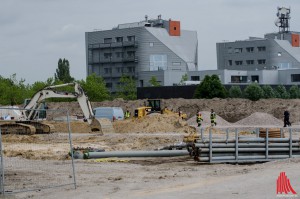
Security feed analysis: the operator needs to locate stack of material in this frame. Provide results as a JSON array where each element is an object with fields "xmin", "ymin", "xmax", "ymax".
[
  {"xmin": 259, "ymin": 128, "xmax": 283, "ymax": 138},
  {"xmin": 190, "ymin": 129, "xmax": 300, "ymax": 163}
]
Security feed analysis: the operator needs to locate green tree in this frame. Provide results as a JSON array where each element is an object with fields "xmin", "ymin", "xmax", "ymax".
[
  {"xmin": 262, "ymin": 85, "xmax": 275, "ymax": 99},
  {"xmin": 274, "ymin": 85, "xmax": 290, "ymax": 99},
  {"xmin": 116, "ymin": 75, "xmax": 137, "ymax": 100},
  {"xmin": 244, "ymin": 83, "xmax": 264, "ymax": 101},
  {"xmin": 179, "ymin": 73, "xmax": 188, "ymax": 85},
  {"xmin": 0, "ymin": 74, "xmax": 31, "ymax": 105},
  {"xmin": 229, "ymin": 86, "xmax": 242, "ymax": 98},
  {"xmin": 194, "ymin": 75, "xmax": 226, "ymax": 98},
  {"xmin": 78, "ymin": 73, "xmax": 110, "ymax": 101},
  {"xmin": 149, "ymin": 76, "xmax": 160, "ymax": 87},
  {"xmin": 54, "ymin": 58, "xmax": 74, "ymax": 83},
  {"xmin": 289, "ymin": 85, "xmax": 300, "ymax": 99}
]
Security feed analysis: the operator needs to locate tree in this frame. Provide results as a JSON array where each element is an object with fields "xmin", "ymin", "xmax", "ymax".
[
  {"xmin": 244, "ymin": 83, "xmax": 264, "ymax": 101},
  {"xmin": 289, "ymin": 85, "xmax": 300, "ymax": 99},
  {"xmin": 194, "ymin": 75, "xmax": 226, "ymax": 98},
  {"xmin": 78, "ymin": 74, "xmax": 110, "ymax": 101},
  {"xmin": 274, "ymin": 85, "xmax": 289, "ymax": 99},
  {"xmin": 54, "ymin": 58, "xmax": 74, "ymax": 83},
  {"xmin": 179, "ymin": 73, "xmax": 188, "ymax": 85},
  {"xmin": 262, "ymin": 85, "xmax": 275, "ymax": 99},
  {"xmin": 229, "ymin": 86, "xmax": 242, "ymax": 98},
  {"xmin": 149, "ymin": 76, "xmax": 160, "ymax": 87},
  {"xmin": 0, "ymin": 74, "xmax": 31, "ymax": 105},
  {"xmin": 116, "ymin": 75, "xmax": 137, "ymax": 100}
]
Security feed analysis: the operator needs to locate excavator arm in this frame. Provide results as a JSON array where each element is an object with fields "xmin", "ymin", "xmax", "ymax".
[{"xmin": 22, "ymin": 82, "xmax": 102, "ymax": 132}]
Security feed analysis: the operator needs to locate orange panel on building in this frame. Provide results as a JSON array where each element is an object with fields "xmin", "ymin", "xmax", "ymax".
[
  {"xmin": 291, "ymin": 34, "xmax": 300, "ymax": 47},
  {"xmin": 169, "ymin": 20, "xmax": 180, "ymax": 36}
]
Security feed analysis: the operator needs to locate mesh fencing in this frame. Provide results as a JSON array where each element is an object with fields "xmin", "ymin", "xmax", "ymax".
[{"xmin": 0, "ymin": 107, "xmax": 76, "ymax": 194}]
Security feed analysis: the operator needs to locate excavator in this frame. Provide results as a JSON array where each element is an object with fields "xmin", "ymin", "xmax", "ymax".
[
  {"xmin": 134, "ymin": 99, "xmax": 187, "ymax": 119},
  {"xmin": 0, "ymin": 82, "xmax": 104, "ymax": 135}
]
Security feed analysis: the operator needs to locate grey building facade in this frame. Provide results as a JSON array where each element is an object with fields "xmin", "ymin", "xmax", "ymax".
[
  {"xmin": 217, "ymin": 31, "xmax": 300, "ymax": 71},
  {"xmin": 85, "ymin": 16, "xmax": 198, "ymax": 92}
]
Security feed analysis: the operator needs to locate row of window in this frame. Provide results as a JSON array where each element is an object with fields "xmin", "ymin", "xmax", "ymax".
[
  {"xmin": 103, "ymin": 51, "xmax": 135, "ymax": 59},
  {"xmin": 231, "ymin": 75, "xmax": 259, "ymax": 83},
  {"xmin": 104, "ymin": 36, "xmax": 135, "ymax": 44},
  {"xmin": 228, "ymin": 46, "xmax": 266, "ymax": 54},
  {"xmin": 104, "ymin": 67, "xmax": 135, "ymax": 74},
  {"xmin": 228, "ymin": 59, "xmax": 266, "ymax": 66}
]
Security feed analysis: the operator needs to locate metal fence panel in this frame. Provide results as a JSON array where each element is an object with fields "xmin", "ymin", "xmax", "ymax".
[{"xmin": 0, "ymin": 107, "xmax": 76, "ymax": 194}]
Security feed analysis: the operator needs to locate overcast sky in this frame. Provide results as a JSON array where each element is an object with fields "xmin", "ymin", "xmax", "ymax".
[{"xmin": 1, "ymin": 0, "xmax": 300, "ymax": 84}]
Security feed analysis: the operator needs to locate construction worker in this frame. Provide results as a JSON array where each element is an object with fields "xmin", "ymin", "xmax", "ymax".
[
  {"xmin": 124, "ymin": 110, "xmax": 131, "ymax": 119},
  {"xmin": 210, "ymin": 109, "xmax": 217, "ymax": 126},
  {"xmin": 284, "ymin": 110, "xmax": 291, "ymax": 127},
  {"xmin": 196, "ymin": 112, "xmax": 203, "ymax": 127}
]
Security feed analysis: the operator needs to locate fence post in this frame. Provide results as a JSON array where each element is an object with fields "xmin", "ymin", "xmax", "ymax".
[
  {"xmin": 67, "ymin": 110, "xmax": 77, "ymax": 189},
  {"xmin": 0, "ymin": 127, "xmax": 5, "ymax": 194},
  {"xmin": 209, "ymin": 128, "xmax": 212, "ymax": 163},
  {"xmin": 235, "ymin": 129, "xmax": 238, "ymax": 162},
  {"xmin": 266, "ymin": 128, "xmax": 269, "ymax": 160},
  {"xmin": 289, "ymin": 128, "xmax": 292, "ymax": 158}
]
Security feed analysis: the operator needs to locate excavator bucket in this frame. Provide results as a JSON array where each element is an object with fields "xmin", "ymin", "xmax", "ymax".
[{"xmin": 90, "ymin": 118, "xmax": 115, "ymax": 135}]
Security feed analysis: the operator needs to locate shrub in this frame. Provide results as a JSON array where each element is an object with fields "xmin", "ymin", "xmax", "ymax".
[{"xmin": 244, "ymin": 83, "xmax": 264, "ymax": 101}]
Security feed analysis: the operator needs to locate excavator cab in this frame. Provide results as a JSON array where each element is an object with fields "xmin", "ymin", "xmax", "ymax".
[{"xmin": 147, "ymin": 99, "xmax": 161, "ymax": 112}]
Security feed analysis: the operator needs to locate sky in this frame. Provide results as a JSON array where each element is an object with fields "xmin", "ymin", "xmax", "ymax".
[{"xmin": 1, "ymin": 0, "xmax": 300, "ymax": 84}]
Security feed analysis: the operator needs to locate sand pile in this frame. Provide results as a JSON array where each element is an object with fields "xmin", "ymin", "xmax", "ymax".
[
  {"xmin": 187, "ymin": 111, "xmax": 232, "ymax": 127},
  {"xmin": 235, "ymin": 112, "xmax": 283, "ymax": 126},
  {"xmin": 113, "ymin": 114, "xmax": 195, "ymax": 133}
]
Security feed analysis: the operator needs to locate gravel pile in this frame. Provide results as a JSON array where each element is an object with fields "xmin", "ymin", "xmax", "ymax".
[
  {"xmin": 187, "ymin": 111, "xmax": 232, "ymax": 127},
  {"xmin": 235, "ymin": 112, "xmax": 283, "ymax": 126}
]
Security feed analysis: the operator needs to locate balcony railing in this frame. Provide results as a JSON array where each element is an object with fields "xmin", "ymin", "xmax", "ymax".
[{"xmin": 88, "ymin": 41, "xmax": 138, "ymax": 49}]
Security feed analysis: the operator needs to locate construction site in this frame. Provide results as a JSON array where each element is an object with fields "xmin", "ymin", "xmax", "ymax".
[{"xmin": 0, "ymin": 97, "xmax": 299, "ymax": 199}]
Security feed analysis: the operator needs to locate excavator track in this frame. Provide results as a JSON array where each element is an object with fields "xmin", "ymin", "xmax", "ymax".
[
  {"xmin": 0, "ymin": 121, "xmax": 36, "ymax": 135},
  {"xmin": 16, "ymin": 121, "xmax": 55, "ymax": 134}
]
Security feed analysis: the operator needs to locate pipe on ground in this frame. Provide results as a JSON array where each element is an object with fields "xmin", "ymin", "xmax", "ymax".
[{"xmin": 84, "ymin": 150, "xmax": 189, "ymax": 159}]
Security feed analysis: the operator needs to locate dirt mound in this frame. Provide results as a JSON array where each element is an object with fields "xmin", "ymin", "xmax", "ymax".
[
  {"xmin": 113, "ymin": 114, "xmax": 195, "ymax": 134},
  {"xmin": 235, "ymin": 112, "xmax": 283, "ymax": 126},
  {"xmin": 187, "ymin": 111, "xmax": 232, "ymax": 127}
]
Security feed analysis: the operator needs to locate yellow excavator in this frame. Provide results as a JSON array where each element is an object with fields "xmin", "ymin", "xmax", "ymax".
[
  {"xmin": 0, "ymin": 82, "xmax": 104, "ymax": 135},
  {"xmin": 134, "ymin": 99, "xmax": 187, "ymax": 119}
]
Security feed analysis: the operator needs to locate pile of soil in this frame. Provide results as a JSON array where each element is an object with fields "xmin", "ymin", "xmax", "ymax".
[
  {"xmin": 234, "ymin": 112, "xmax": 284, "ymax": 126},
  {"xmin": 113, "ymin": 114, "xmax": 195, "ymax": 134}
]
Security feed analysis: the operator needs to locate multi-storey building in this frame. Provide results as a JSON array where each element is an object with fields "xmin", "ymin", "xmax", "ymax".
[{"xmin": 85, "ymin": 15, "xmax": 198, "ymax": 92}]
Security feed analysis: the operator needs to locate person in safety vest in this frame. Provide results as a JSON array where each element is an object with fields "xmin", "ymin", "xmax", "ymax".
[
  {"xmin": 196, "ymin": 112, "xmax": 203, "ymax": 127},
  {"xmin": 210, "ymin": 109, "xmax": 217, "ymax": 126},
  {"xmin": 124, "ymin": 110, "xmax": 131, "ymax": 119}
]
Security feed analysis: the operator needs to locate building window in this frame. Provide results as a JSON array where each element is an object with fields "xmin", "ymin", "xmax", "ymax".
[
  {"xmin": 291, "ymin": 74, "xmax": 300, "ymax": 82},
  {"xmin": 235, "ymin": 61, "xmax": 243, "ymax": 65},
  {"xmin": 104, "ymin": 53, "xmax": 112, "ymax": 59},
  {"xmin": 227, "ymin": 47, "xmax": 233, "ymax": 54},
  {"xmin": 258, "ymin": 59, "xmax": 266, "ymax": 64},
  {"xmin": 116, "ymin": 52, "xmax": 123, "ymax": 58},
  {"xmin": 104, "ymin": 38, "xmax": 112, "ymax": 43},
  {"xmin": 149, "ymin": 42, "xmax": 154, "ymax": 47},
  {"xmin": 127, "ymin": 36, "xmax": 135, "ymax": 42},
  {"xmin": 127, "ymin": 67, "xmax": 135, "ymax": 73},
  {"xmin": 246, "ymin": 60, "xmax": 254, "ymax": 65},
  {"xmin": 104, "ymin": 68, "xmax": 112, "ymax": 74},
  {"xmin": 116, "ymin": 37, "xmax": 123, "ymax": 42},
  {"xmin": 234, "ymin": 48, "xmax": 243, "ymax": 53},
  {"xmin": 116, "ymin": 67, "xmax": 124, "ymax": 73},
  {"xmin": 127, "ymin": 51, "xmax": 135, "ymax": 57},
  {"xmin": 231, "ymin": 76, "xmax": 247, "ymax": 83},
  {"xmin": 191, "ymin": 76, "xmax": 200, "ymax": 81},
  {"xmin": 228, "ymin": 60, "xmax": 232, "ymax": 66},
  {"xmin": 258, "ymin": 46, "xmax": 266, "ymax": 51},
  {"xmin": 246, "ymin": 47, "xmax": 254, "ymax": 53},
  {"xmin": 150, "ymin": 54, "xmax": 167, "ymax": 71},
  {"xmin": 251, "ymin": 76, "xmax": 259, "ymax": 83},
  {"xmin": 106, "ymin": 83, "xmax": 112, "ymax": 88},
  {"xmin": 172, "ymin": 62, "xmax": 181, "ymax": 66}
]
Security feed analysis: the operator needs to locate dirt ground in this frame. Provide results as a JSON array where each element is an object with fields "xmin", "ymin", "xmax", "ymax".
[{"xmin": 1, "ymin": 98, "xmax": 300, "ymax": 199}]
